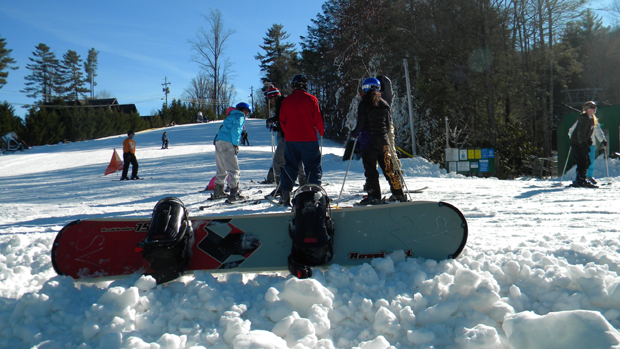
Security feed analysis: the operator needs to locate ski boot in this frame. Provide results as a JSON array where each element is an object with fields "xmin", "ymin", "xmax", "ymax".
[
  {"xmin": 583, "ymin": 178, "xmax": 598, "ymax": 188},
  {"xmin": 358, "ymin": 187, "xmax": 381, "ymax": 205},
  {"xmin": 227, "ymin": 187, "xmax": 245, "ymax": 202},
  {"xmin": 573, "ymin": 174, "xmax": 598, "ymax": 188},
  {"xmin": 279, "ymin": 191, "xmax": 291, "ymax": 207},
  {"xmin": 388, "ymin": 194, "xmax": 409, "ymax": 203},
  {"xmin": 211, "ymin": 184, "xmax": 228, "ymax": 200},
  {"xmin": 358, "ymin": 195, "xmax": 381, "ymax": 205}
]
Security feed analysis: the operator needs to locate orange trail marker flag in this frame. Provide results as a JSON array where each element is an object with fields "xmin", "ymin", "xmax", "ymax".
[{"xmin": 104, "ymin": 149, "xmax": 124, "ymax": 175}]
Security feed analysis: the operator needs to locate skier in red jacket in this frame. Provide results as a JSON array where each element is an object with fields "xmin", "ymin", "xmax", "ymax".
[{"xmin": 278, "ymin": 74, "xmax": 325, "ymax": 206}]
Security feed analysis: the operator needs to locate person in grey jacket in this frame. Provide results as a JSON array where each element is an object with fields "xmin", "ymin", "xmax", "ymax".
[
  {"xmin": 570, "ymin": 101, "xmax": 598, "ymax": 187},
  {"xmin": 212, "ymin": 102, "xmax": 250, "ymax": 201}
]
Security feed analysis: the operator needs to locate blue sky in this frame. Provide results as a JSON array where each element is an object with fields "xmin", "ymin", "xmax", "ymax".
[
  {"xmin": 1, "ymin": 1, "xmax": 616, "ymax": 120},
  {"xmin": 0, "ymin": 1, "xmax": 326, "ymax": 118}
]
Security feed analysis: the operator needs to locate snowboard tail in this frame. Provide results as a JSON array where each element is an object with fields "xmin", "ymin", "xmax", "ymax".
[{"xmin": 52, "ymin": 201, "xmax": 468, "ymax": 281}]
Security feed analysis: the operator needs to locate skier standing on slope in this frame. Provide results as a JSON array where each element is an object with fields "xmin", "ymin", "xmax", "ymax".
[
  {"xmin": 161, "ymin": 131, "xmax": 169, "ymax": 149},
  {"xmin": 212, "ymin": 102, "xmax": 250, "ymax": 201},
  {"xmin": 568, "ymin": 106, "xmax": 607, "ymax": 185},
  {"xmin": 570, "ymin": 101, "xmax": 598, "ymax": 188},
  {"xmin": 350, "ymin": 77, "xmax": 407, "ymax": 204},
  {"xmin": 121, "ymin": 130, "xmax": 139, "ymax": 180},
  {"xmin": 265, "ymin": 85, "xmax": 306, "ymax": 197},
  {"xmin": 278, "ymin": 75, "xmax": 324, "ymax": 206},
  {"xmin": 240, "ymin": 128, "xmax": 250, "ymax": 146}
]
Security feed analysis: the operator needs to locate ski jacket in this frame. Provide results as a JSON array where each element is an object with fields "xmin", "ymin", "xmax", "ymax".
[
  {"xmin": 266, "ymin": 95, "xmax": 286, "ymax": 137},
  {"xmin": 215, "ymin": 109, "xmax": 246, "ymax": 146},
  {"xmin": 123, "ymin": 138, "xmax": 136, "ymax": 154},
  {"xmin": 570, "ymin": 113, "xmax": 595, "ymax": 147},
  {"xmin": 280, "ymin": 89, "xmax": 324, "ymax": 142},
  {"xmin": 352, "ymin": 96, "xmax": 392, "ymax": 136},
  {"xmin": 568, "ymin": 120, "xmax": 605, "ymax": 144}
]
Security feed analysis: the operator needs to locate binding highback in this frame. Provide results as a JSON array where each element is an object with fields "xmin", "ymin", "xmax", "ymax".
[
  {"xmin": 137, "ymin": 197, "xmax": 194, "ymax": 284},
  {"xmin": 288, "ymin": 184, "xmax": 335, "ymax": 278}
]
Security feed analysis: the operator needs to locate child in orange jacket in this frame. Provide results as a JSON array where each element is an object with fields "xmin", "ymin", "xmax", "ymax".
[{"xmin": 121, "ymin": 130, "xmax": 139, "ymax": 180}]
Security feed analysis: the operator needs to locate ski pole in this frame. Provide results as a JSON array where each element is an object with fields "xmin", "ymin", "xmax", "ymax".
[
  {"xmin": 559, "ymin": 147, "xmax": 572, "ymax": 184},
  {"xmin": 605, "ymin": 144, "xmax": 609, "ymax": 178},
  {"xmin": 337, "ymin": 137, "xmax": 357, "ymax": 206},
  {"xmin": 320, "ymin": 136, "xmax": 323, "ymax": 167},
  {"xmin": 271, "ymin": 131, "xmax": 275, "ymax": 158}
]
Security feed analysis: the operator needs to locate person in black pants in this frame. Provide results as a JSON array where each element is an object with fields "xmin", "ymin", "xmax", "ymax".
[
  {"xmin": 570, "ymin": 101, "xmax": 597, "ymax": 187},
  {"xmin": 161, "ymin": 131, "xmax": 169, "ymax": 149},
  {"xmin": 350, "ymin": 77, "xmax": 406, "ymax": 204},
  {"xmin": 121, "ymin": 130, "xmax": 139, "ymax": 180}
]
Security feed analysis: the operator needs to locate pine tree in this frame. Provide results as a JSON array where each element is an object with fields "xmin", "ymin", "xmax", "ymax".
[
  {"xmin": 21, "ymin": 43, "xmax": 59, "ymax": 105},
  {"xmin": 84, "ymin": 48, "xmax": 99, "ymax": 99},
  {"xmin": 0, "ymin": 35, "xmax": 18, "ymax": 89},
  {"xmin": 60, "ymin": 50, "xmax": 88, "ymax": 101},
  {"xmin": 0, "ymin": 102, "xmax": 25, "ymax": 136},
  {"xmin": 255, "ymin": 24, "xmax": 298, "ymax": 94}
]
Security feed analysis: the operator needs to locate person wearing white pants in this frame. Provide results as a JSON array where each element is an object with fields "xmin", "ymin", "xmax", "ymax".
[{"xmin": 212, "ymin": 102, "xmax": 251, "ymax": 201}]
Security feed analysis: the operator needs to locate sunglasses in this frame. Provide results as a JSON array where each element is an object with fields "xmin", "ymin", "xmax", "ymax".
[
  {"xmin": 363, "ymin": 84, "xmax": 380, "ymax": 91},
  {"xmin": 589, "ymin": 106, "xmax": 597, "ymax": 110}
]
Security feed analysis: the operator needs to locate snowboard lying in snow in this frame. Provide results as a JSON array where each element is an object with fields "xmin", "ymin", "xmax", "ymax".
[{"xmin": 52, "ymin": 201, "xmax": 468, "ymax": 280}]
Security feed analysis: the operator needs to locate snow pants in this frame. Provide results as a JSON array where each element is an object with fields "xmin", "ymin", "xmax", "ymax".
[
  {"xmin": 122, "ymin": 152, "xmax": 139, "ymax": 179},
  {"xmin": 280, "ymin": 141, "xmax": 321, "ymax": 192},
  {"xmin": 215, "ymin": 140, "xmax": 240, "ymax": 189},
  {"xmin": 571, "ymin": 142, "xmax": 591, "ymax": 180},
  {"xmin": 273, "ymin": 134, "xmax": 305, "ymax": 180},
  {"xmin": 361, "ymin": 134, "xmax": 403, "ymax": 200}
]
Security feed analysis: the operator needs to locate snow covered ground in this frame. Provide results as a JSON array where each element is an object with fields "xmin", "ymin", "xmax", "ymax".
[{"xmin": 2, "ymin": 119, "xmax": 620, "ymax": 349}]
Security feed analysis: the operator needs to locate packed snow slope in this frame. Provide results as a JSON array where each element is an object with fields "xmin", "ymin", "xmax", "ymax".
[{"xmin": 2, "ymin": 119, "xmax": 620, "ymax": 349}]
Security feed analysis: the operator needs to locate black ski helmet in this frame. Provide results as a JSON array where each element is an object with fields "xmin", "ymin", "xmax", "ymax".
[{"xmin": 290, "ymin": 74, "xmax": 308, "ymax": 90}]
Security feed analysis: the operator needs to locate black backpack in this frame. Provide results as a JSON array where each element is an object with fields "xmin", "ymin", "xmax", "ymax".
[
  {"xmin": 137, "ymin": 197, "xmax": 194, "ymax": 284},
  {"xmin": 288, "ymin": 184, "xmax": 335, "ymax": 278}
]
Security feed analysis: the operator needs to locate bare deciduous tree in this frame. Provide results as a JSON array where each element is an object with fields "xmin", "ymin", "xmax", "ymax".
[
  {"xmin": 189, "ymin": 8, "xmax": 236, "ymax": 117},
  {"xmin": 182, "ymin": 72, "xmax": 213, "ymax": 109}
]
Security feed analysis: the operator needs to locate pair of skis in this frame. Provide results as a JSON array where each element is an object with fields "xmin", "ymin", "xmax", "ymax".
[{"xmin": 199, "ymin": 186, "xmax": 429, "ymax": 211}]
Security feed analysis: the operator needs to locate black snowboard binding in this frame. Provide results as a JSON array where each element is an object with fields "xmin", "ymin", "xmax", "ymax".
[
  {"xmin": 137, "ymin": 197, "xmax": 194, "ymax": 284},
  {"xmin": 288, "ymin": 184, "xmax": 335, "ymax": 279}
]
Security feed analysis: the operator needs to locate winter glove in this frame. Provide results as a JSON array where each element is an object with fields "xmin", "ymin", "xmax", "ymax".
[
  {"xmin": 601, "ymin": 140, "xmax": 608, "ymax": 147},
  {"xmin": 234, "ymin": 145, "xmax": 239, "ymax": 155},
  {"xmin": 266, "ymin": 117, "xmax": 277, "ymax": 130},
  {"xmin": 351, "ymin": 131, "xmax": 360, "ymax": 139}
]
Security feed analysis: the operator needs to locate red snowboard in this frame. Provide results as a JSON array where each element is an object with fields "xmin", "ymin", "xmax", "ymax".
[{"xmin": 52, "ymin": 218, "xmax": 263, "ymax": 279}]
